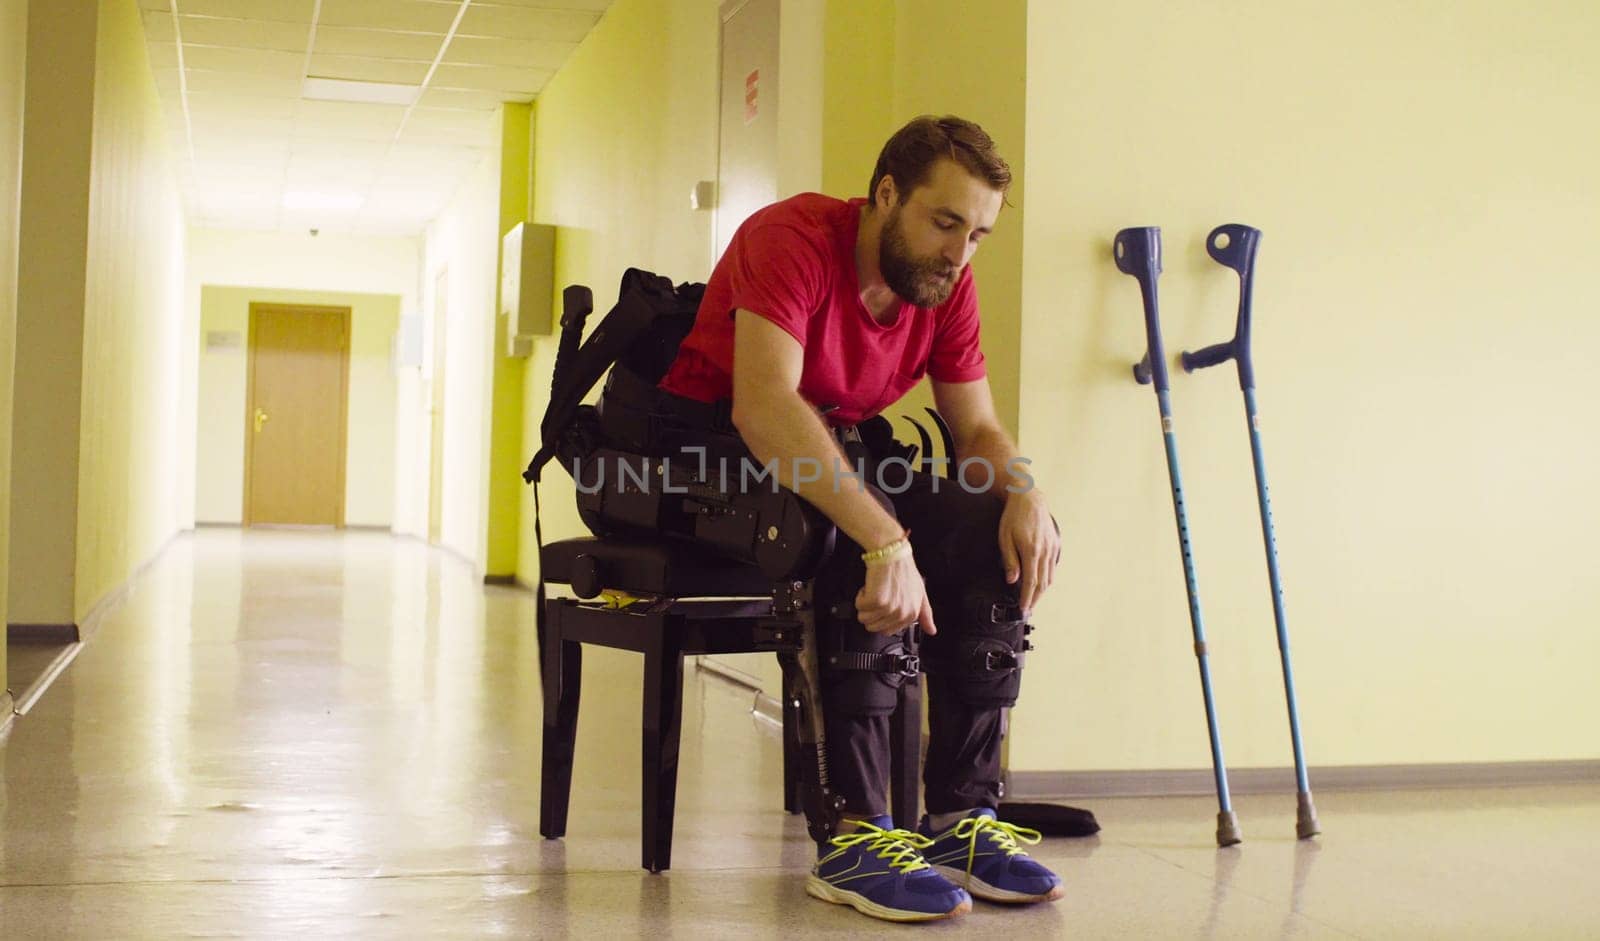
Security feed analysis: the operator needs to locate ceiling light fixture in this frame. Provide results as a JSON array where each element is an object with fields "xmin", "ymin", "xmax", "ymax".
[{"xmin": 302, "ymin": 77, "xmax": 422, "ymax": 107}]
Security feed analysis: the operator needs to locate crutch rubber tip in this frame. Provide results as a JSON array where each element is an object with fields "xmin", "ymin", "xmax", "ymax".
[
  {"xmin": 1216, "ymin": 811, "xmax": 1242, "ymax": 847},
  {"xmin": 1296, "ymin": 792, "xmax": 1321, "ymax": 840}
]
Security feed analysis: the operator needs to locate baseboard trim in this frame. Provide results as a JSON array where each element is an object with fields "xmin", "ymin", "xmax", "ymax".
[
  {"xmin": 11, "ymin": 642, "xmax": 83, "ymax": 716},
  {"xmin": 1004, "ymin": 760, "xmax": 1600, "ymax": 799},
  {"xmin": 4, "ymin": 531, "xmax": 183, "ymax": 723},
  {"xmin": 7, "ymin": 623, "xmax": 80, "ymax": 644},
  {"xmin": 483, "ymin": 574, "xmax": 518, "ymax": 587},
  {"xmin": 77, "ymin": 530, "xmax": 181, "ymax": 645},
  {"xmin": 1, "ymin": 693, "xmax": 14, "ymax": 742}
]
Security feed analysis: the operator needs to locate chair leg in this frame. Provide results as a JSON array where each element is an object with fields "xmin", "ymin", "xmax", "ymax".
[
  {"xmin": 540, "ymin": 602, "xmax": 583, "ymax": 840},
  {"xmin": 890, "ymin": 674, "xmax": 922, "ymax": 830},
  {"xmin": 641, "ymin": 632, "xmax": 685, "ymax": 873},
  {"xmin": 779, "ymin": 655, "xmax": 801, "ymax": 814}
]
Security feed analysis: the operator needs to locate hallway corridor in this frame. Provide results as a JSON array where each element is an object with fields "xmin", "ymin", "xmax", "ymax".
[{"xmin": 1, "ymin": 531, "xmax": 1596, "ymax": 938}]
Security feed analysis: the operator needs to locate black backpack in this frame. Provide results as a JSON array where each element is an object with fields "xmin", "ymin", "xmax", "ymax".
[{"xmin": 524, "ymin": 267, "xmax": 705, "ymax": 486}]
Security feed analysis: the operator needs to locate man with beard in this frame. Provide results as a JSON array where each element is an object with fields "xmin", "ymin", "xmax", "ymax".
[{"xmin": 657, "ymin": 115, "xmax": 1062, "ymax": 923}]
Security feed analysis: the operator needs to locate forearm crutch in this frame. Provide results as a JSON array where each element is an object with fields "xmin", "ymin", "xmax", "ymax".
[
  {"xmin": 1181, "ymin": 224, "xmax": 1319, "ymax": 840},
  {"xmin": 1116, "ymin": 226, "xmax": 1242, "ymax": 847}
]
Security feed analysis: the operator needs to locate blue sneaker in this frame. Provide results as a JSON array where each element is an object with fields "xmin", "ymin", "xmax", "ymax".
[
  {"xmin": 807, "ymin": 816, "xmax": 973, "ymax": 922},
  {"xmin": 917, "ymin": 808, "xmax": 1065, "ymax": 903}
]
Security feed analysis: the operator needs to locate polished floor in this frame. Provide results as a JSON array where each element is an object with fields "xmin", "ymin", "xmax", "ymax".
[{"xmin": 1, "ymin": 530, "xmax": 1597, "ymax": 939}]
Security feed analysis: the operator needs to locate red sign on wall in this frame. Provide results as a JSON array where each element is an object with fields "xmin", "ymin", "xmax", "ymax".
[{"xmin": 744, "ymin": 69, "xmax": 760, "ymax": 124}]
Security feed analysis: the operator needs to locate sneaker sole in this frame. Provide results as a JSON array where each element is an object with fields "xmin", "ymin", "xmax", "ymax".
[
  {"xmin": 805, "ymin": 874, "xmax": 972, "ymax": 922},
  {"xmin": 930, "ymin": 864, "xmax": 1066, "ymax": 904}
]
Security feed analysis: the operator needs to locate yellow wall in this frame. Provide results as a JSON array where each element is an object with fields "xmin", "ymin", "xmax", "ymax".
[
  {"xmin": 518, "ymin": 0, "xmax": 724, "ymax": 591},
  {"xmin": 423, "ymin": 148, "xmax": 501, "ymax": 568},
  {"xmin": 7, "ymin": 0, "xmax": 97, "ymax": 625},
  {"xmin": 486, "ymin": 104, "xmax": 532, "ymax": 576},
  {"xmin": 888, "ymin": 0, "xmax": 1025, "ymax": 436},
  {"xmin": 194, "ymin": 286, "xmax": 401, "ymax": 527},
  {"xmin": 820, "ymin": 0, "xmax": 894, "ymax": 198},
  {"xmin": 1014, "ymin": 0, "xmax": 1600, "ymax": 771},
  {"xmin": 74, "ymin": 0, "xmax": 189, "ymax": 619},
  {"xmin": 0, "ymin": 0, "xmax": 26, "ymax": 683}
]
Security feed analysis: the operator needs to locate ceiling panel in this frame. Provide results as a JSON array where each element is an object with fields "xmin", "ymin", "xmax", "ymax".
[
  {"xmin": 143, "ymin": 0, "xmax": 615, "ymax": 235},
  {"xmin": 429, "ymin": 63, "xmax": 552, "ymax": 94},
  {"xmin": 442, "ymin": 35, "xmax": 576, "ymax": 71},
  {"xmin": 456, "ymin": 5, "xmax": 599, "ymax": 43},
  {"xmin": 318, "ymin": 0, "xmax": 462, "ymax": 33},
  {"xmin": 191, "ymin": 172, "xmax": 283, "ymax": 193},
  {"xmin": 401, "ymin": 107, "xmax": 498, "ymax": 142},
  {"xmin": 476, "ymin": 0, "xmax": 611, "ymax": 12},
  {"xmin": 287, "ymin": 138, "xmax": 392, "ymax": 163},
  {"xmin": 176, "ymin": 0, "xmax": 316, "ymax": 24},
  {"xmin": 281, "ymin": 163, "xmax": 380, "ymax": 189},
  {"xmin": 183, "ymin": 70, "xmax": 303, "ymax": 97},
  {"xmin": 179, "ymin": 16, "xmax": 311, "ymax": 52},
  {"xmin": 313, "ymin": 25, "xmax": 446, "ymax": 61},
  {"xmin": 190, "ymin": 136, "xmax": 290, "ymax": 159},
  {"xmin": 290, "ymin": 123, "xmax": 402, "ymax": 144},
  {"xmin": 386, "ymin": 143, "xmax": 490, "ymax": 174},
  {"xmin": 280, "ymin": 208, "xmax": 360, "ymax": 231},
  {"xmin": 194, "ymin": 187, "xmax": 285, "ymax": 213},
  {"xmin": 182, "ymin": 44, "xmax": 304, "ymax": 78},
  {"xmin": 364, "ymin": 184, "xmax": 455, "ymax": 215},
  {"xmin": 186, "ymin": 92, "xmax": 299, "ymax": 120},
  {"xmin": 416, "ymin": 87, "xmax": 509, "ymax": 111},
  {"xmin": 187, "ymin": 114, "xmax": 297, "ymax": 138},
  {"xmin": 190, "ymin": 153, "xmax": 291, "ymax": 178},
  {"xmin": 307, "ymin": 53, "xmax": 432, "ymax": 84},
  {"xmin": 295, "ymin": 98, "xmax": 407, "ymax": 127}
]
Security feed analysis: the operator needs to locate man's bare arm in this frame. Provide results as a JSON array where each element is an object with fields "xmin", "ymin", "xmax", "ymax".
[
  {"xmin": 933, "ymin": 377, "xmax": 1059, "ymax": 614},
  {"xmin": 931, "ymin": 378, "xmax": 1031, "ymax": 495},
  {"xmin": 729, "ymin": 309, "xmax": 904, "ymax": 552}
]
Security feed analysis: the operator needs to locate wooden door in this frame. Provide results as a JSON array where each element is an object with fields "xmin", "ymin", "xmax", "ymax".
[{"xmin": 244, "ymin": 304, "xmax": 351, "ymax": 527}]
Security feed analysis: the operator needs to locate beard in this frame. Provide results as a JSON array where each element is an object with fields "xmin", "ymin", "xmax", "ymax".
[{"xmin": 879, "ymin": 205, "xmax": 959, "ymax": 307}]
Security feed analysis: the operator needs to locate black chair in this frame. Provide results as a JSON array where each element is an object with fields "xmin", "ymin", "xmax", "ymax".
[{"xmin": 537, "ymin": 533, "xmax": 923, "ymax": 873}]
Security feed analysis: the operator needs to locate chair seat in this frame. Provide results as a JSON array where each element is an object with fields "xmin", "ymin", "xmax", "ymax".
[{"xmin": 542, "ymin": 536, "xmax": 775, "ymax": 598}]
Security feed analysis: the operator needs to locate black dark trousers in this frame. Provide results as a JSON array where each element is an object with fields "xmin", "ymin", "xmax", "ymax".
[
  {"xmin": 816, "ymin": 442, "xmax": 1017, "ymax": 817},
  {"xmin": 665, "ymin": 422, "xmax": 1021, "ymax": 818}
]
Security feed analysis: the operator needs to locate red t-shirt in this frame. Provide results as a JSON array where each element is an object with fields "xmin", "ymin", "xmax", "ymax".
[{"xmin": 658, "ymin": 193, "xmax": 987, "ymax": 426}]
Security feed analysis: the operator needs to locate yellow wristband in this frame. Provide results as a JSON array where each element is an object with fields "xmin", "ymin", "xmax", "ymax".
[{"xmin": 861, "ymin": 536, "xmax": 912, "ymax": 567}]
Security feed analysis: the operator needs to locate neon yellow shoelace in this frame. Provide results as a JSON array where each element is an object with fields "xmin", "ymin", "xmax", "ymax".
[
  {"xmin": 826, "ymin": 822, "xmax": 936, "ymax": 874},
  {"xmin": 951, "ymin": 816, "xmax": 1044, "ymax": 874}
]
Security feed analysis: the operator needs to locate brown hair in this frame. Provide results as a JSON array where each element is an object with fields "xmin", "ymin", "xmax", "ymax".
[{"xmin": 867, "ymin": 115, "xmax": 1012, "ymax": 205}]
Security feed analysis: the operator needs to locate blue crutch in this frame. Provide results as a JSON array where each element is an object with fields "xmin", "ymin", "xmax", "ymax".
[
  {"xmin": 1182, "ymin": 223, "xmax": 1320, "ymax": 840},
  {"xmin": 1116, "ymin": 226, "xmax": 1242, "ymax": 847}
]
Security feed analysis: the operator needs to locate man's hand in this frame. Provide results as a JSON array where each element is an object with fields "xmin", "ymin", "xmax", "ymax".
[
  {"xmin": 855, "ymin": 555, "xmax": 938, "ymax": 636},
  {"xmin": 999, "ymin": 489, "xmax": 1060, "ymax": 616}
]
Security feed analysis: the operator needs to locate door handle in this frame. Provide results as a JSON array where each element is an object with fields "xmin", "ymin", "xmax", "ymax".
[{"xmin": 254, "ymin": 408, "xmax": 270, "ymax": 433}]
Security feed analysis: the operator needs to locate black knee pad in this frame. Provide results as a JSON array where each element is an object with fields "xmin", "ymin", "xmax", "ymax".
[
  {"xmin": 819, "ymin": 604, "xmax": 920, "ymax": 717},
  {"xmin": 925, "ymin": 589, "xmax": 1032, "ymax": 708}
]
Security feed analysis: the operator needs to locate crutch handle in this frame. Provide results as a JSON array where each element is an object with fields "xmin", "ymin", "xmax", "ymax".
[
  {"xmin": 1184, "ymin": 223, "xmax": 1262, "ymax": 391},
  {"xmin": 1181, "ymin": 340, "xmax": 1235, "ymax": 373},
  {"xmin": 1115, "ymin": 227, "xmax": 1172, "ymax": 392}
]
